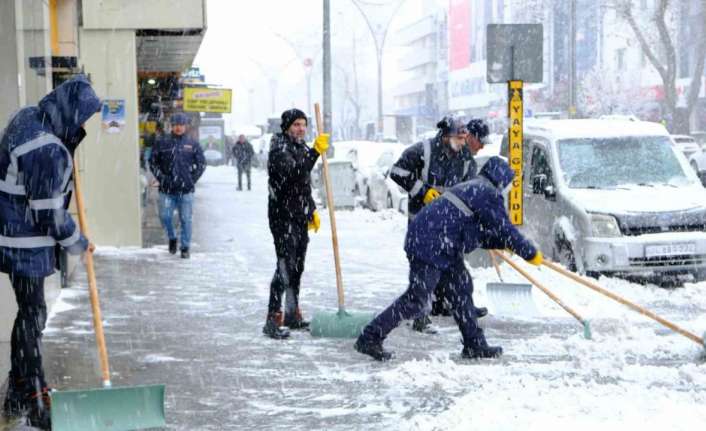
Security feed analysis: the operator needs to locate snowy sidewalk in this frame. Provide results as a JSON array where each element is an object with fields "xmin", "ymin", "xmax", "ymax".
[{"xmin": 42, "ymin": 166, "xmax": 706, "ymax": 430}]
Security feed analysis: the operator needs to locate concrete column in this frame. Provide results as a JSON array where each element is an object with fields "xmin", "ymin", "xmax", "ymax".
[{"xmin": 78, "ymin": 29, "xmax": 142, "ymax": 246}]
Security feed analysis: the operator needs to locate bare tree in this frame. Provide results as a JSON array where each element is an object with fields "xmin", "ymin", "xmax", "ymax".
[{"xmin": 614, "ymin": 0, "xmax": 706, "ymax": 132}]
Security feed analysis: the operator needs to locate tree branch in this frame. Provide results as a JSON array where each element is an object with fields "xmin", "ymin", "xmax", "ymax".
[
  {"xmin": 686, "ymin": 0, "xmax": 706, "ymax": 112},
  {"xmin": 619, "ymin": 1, "xmax": 668, "ymax": 81}
]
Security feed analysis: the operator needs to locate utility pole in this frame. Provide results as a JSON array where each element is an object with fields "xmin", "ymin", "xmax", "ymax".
[
  {"xmin": 351, "ymin": 0, "xmax": 405, "ymax": 140},
  {"xmin": 323, "ymin": 0, "xmax": 332, "ymax": 134},
  {"xmin": 568, "ymin": 0, "xmax": 577, "ymax": 118}
]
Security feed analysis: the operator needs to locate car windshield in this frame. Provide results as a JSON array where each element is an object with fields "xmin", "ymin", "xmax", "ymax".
[{"xmin": 557, "ymin": 136, "xmax": 691, "ymax": 189}]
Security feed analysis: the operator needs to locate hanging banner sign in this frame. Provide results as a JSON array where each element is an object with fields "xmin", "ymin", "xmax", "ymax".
[{"xmin": 183, "ymin": 87, "xmax": 232, "ymax": 113}]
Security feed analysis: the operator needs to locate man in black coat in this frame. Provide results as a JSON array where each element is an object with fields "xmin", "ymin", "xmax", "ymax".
[
  {"xmin": 149, "ymin": 113, "xmax": 206, "ymax": 259},
  {"xmin": 232, "ymin": 134, "xmax": 255, "ymax": 191},
  {"xmin": 264, "ymin": 109, "xmax": 329, "ymax": 339}
]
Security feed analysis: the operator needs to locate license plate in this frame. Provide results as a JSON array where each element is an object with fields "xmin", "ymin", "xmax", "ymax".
[{"xmin": 645, "ymin": 243, "xmax": 697, "ymax": 258}]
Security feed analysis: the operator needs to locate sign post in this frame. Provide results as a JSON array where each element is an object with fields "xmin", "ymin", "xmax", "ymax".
[
  {"xmin": 508, "ymin": 81, "xmax": 523, "ymax": 225},
  {"xmin": 487, "ymin": 24, "xmax": 543, "ymax": 225}
]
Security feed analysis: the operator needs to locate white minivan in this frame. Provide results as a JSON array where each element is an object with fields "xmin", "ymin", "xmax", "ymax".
[{"xmin": 501, "ymin": 119, "xmax": 706, "ymax": 284}]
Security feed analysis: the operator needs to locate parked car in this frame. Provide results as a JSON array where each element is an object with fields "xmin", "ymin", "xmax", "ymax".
[
  {"xmin": 501, "ymin": 119, "xmax": 706, "ymax": 284},
  {"xmin": 689, "ymin": 149, "xmax": 706, "ymax": 187},
  {"xmin": 366, "ymin": 145, "xmax": 408, "ymax": 214},
  {"xmin": 689, "ymin": 131, "xmax": 706, "ymax": 148},
  {"xmin": 314, "ymin": 141, "xmax": 402, "ymax": 209},
  {"xmin": 203, "ymin": 149, "xmax": 223, "ymax": 166},
  {"xmin": 671, "ymin": 134, "xmax": 702, "ymax": 159}
]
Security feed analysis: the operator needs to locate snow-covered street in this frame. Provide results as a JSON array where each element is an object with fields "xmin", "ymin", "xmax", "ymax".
[{"xmin": 43, "ymin": 166, "xmax": 706, "ymax": 430}]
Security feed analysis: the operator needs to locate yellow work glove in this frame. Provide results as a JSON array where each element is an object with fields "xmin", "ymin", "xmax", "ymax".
[
  {"xmin": 527, "ymin": 251, "xmax": 543, "ymax": 266},
  {"xmin": 423, "ymin": 187, "xmax": 441, "ymax": 205},
  {"xmin": 308, "ymin": 210, "xmax": 321, "ymax": 233},
  {"xmin": 313, "ymin": 133, "xmax": 330, "ymax": 155}
]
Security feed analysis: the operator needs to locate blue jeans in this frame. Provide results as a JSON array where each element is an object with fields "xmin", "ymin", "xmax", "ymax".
[{"xmin": 158, "ymin": 193, "xmax": 193, "ymax": 249}]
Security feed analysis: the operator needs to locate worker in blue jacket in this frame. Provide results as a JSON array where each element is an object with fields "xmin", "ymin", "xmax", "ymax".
[
  {"xmin": 355, "ymin": 157, "xmax": 543, "ymax": 361},
  {"xmin": 0, "ymin": 75, "xmax": 99, "ymax": 428},
  {"xmin": 149, "ymin": 113, "xmax": 206, "ymax": 259},
  {"xmin": 389, "ymin": 116, "xmax": 488, "ymax": 333}
]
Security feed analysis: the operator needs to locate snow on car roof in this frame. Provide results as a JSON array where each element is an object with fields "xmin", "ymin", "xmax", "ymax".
[{"xmin": 524, "ymin": 119, "xmax": 670, "ymax": 140}]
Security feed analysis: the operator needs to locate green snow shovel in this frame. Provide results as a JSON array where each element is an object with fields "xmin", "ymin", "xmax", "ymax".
[
  {"xmin": 50, "ymin": 162, "xmax": 165, "ymax": 431},
  {"xmin": 310, "ymin": 103, "xmax": 375, "ymax": 338}
]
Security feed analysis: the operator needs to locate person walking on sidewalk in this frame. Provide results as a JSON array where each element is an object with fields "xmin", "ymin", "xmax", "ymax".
[
  {"xmin": 355, "ymin": 157, "xmax": 543, "ymax": 361},
  {"xmin": 388, "ymin": 116, "xmax": 485, "ymax": 334},
  {"xmin": 0, "ymin": 75, "xmax": 99, "ymax": 429},
  {"xmin": 264, "ymin": 108, "xmax": 329, "ymax": 339},
  {"xmin": 149, "ymin": 113, "xmax": 206, "ymax": 259},
  {"xmin": 233, "ymin": 134, "xmax": 254, "ymax": 191}
]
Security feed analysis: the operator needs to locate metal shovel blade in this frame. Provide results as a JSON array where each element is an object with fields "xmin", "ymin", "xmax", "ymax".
[{"xmin": 486, "ymin": 282, "xmax": 540, "ymax": 318}]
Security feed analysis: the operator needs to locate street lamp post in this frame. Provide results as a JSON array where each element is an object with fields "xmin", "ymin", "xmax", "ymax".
[
  {"xmin": 249, "ymin": 57, "xmax": 296, "ymax": 115},
  {"xmin": 275, "ymin": 33, "xmax": 321, "ymax": 116},
  {"xmin": 351, "ymin": 0, "xmax": 405, "ymax": 140}
]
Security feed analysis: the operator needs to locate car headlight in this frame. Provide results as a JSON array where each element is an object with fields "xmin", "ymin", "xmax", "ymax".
[{"xmin": 589, "ymin": 213, "xmax": 622, "ymax": 238}]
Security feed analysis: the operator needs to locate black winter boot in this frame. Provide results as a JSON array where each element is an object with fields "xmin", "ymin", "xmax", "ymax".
[
  {"xmin": 475, "ymin": 306, "xmax": 489, "ymax": 318},
  {"xmin": 354, "ymin": 337, "xmax": 393, "ymax": 361},
  {"xmin": 284, "ymin": 308, "xmax": 310, "ymax": 330},
  {"xmin": 26, "ymin": 388, "xmax": 52, "ymax": 430},
  {"xmin": 411, "ymin": 315, "xmax": 438, "ymax": 334},
  {"xmin": 262, "ymin": 312, "xmax": 290, "ymax": 339},
  {"xmin": 462, "ymin": 337, "xmax": 503, "ymax": 359},
  {"xmin": 168, "ymin": 239, "xmax": 177, "ymax": 254},
  {"xmin": 2, "ymin": 375, "xmax": 26, "ymax": 418},
  {"xmin": 180, "ymin": 248, "xmax": 190, "ymax": 259}
]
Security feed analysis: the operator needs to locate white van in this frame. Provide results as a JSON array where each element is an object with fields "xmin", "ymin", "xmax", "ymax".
[{"xmin": 501, "ymin": 119, "xmax": 706, "ymax": 283}]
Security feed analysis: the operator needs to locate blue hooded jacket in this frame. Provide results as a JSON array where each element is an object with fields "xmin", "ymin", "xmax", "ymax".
[
  {"xmin": 0, "ymin": 75, "xmax": 98, "ymax": 277},
  {"xmin": 404, "ymin": 156, "xmax": 537, "ymax": 269}
]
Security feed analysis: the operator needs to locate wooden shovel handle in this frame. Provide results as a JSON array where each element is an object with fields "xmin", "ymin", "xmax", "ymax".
[
  {"xmin": 72, "ymin": 160, "xmax": 112, "ymax": 387},
  {"xmin": 488, "ymin": 250, "xmax": 504, "ymax": 283},
  {"xmin": 314, "ymin": 103, "xmax": 345, "ymax": 310},
  {"xmin": 542, "ymin": 259, "xmax": 705, "ymax": 346},
  {"xmin": 492, "ymin": 250, "xmax": 587, "ymax": 326}
]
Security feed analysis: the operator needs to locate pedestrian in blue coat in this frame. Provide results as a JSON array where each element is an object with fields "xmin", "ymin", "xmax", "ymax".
[
  {"xmin": 0, "ymin": 75, "xmax": 99, "ymax": 428},
  {"xmin": 355, "ymin": 157, "xmax": 544, "ymax": 361},
  {"xmin": 149, "ymin": 113, "xmax": 206, "ymax": 259}
]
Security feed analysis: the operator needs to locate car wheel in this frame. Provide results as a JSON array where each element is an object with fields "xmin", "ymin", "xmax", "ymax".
[
  {"xmin": 386, "ymin": 193, "xmax": 394, "ymax": 209},
  {"xmin": 554, "ymin": 238, "xmax": 577, "ymax": 273}
]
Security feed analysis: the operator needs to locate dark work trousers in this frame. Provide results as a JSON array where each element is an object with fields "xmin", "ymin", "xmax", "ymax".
[
  {"xmin": 360, "ymin": 258, "xmax": 484, "ymax": 347},
  {"xmin": 407, "ymin": 214, "xmax": 449, "ymax": 315},
  {"xmin": 237, "ymin": 165, "xmax": 251, "ymax": 191},
  {"xmin": 268, "ymin": 221, "xmax": 309, "ymax": 315},
  {"xmin": 9, "ymin": 275, "xmax": 48, "ymax": 387}
]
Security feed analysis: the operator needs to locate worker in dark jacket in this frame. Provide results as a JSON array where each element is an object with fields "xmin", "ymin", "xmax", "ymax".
[
  {"xmin": 149, "ymin": 113, "xmax": 206, "ymax": 259},
  {"xmin": 389, "ymin": 116, "xmax": 483, "ymax": 333},
  {"xmin": 0, "ymin": 75, "xmax": 99, "ymax": 429},
  {"xmin": 355, "ymin": 157, "xmax": 543, "ymax": 361},
  {"xmin": 466, "ymin": 118, "xmax": 491, "ymax": 157},
  {"xmin": 232, "ymin": 134, "xmax": 255, "ymax": 191},
  {"xmin": 264, "ymin": 108, "xmax": 329, "ymax": 339}
]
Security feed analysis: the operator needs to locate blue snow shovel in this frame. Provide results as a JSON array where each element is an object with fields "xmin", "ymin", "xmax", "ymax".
[
  {"xmin": 50, "ymin": 163, "xmax": 165, "ymax": 431},
  {"xmin": 309, "ymin": 103, "xmax": 375, "ymax": 338}
]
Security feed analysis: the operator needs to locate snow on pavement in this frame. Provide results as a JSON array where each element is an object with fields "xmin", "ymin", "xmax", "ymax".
[{"xmin": 43, "ymin": 166, "xmax": 706, "ymax": 430}]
